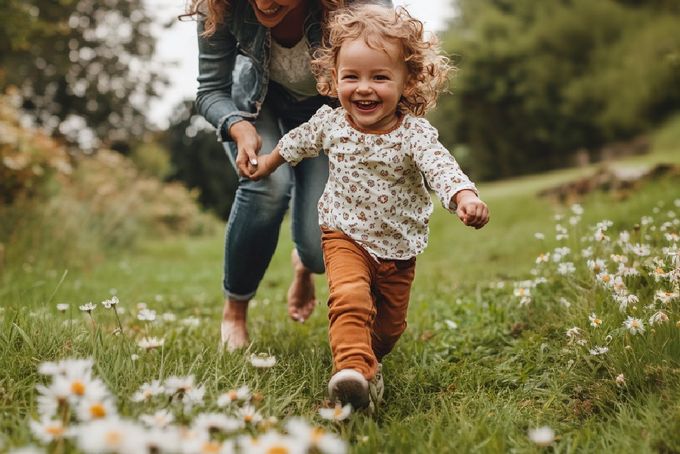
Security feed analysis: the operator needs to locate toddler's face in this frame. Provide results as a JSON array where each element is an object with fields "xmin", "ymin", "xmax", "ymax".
[
  {"xmin": 249, "ymin": 0, "xmax": 304, "ymax": 28},
  {"xmin": 334, "ymin": 38, "xmax": 409, "ymax": 132}
]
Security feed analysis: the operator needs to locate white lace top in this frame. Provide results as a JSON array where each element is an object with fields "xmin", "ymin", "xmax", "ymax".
[
  {"xmin": 269, "ymin": 37, "xmax": 318, "ymax": 100},
  {"xmin": 278, "ymin": 105, "xmax": 478, "ymax": 260}
]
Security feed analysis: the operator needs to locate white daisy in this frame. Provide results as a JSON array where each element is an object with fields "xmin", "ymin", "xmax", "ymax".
[
  {"xmin": 286, "ymin": 418, "xmax": 347, "ymax": 454},
  {"xmin": 29, "ymin": 417, "xmax": 70, "ymax": 444},
  {"xmin": 75, "ymin": 418, "xmax": 145, "ymax": 454},
  {"xmin": 131, "ymin": 380, "xmax": 165, "ymax": 402},
  {"xmin": 38, "ymin": 358, "xmax": 94, "ymax": 378},
  {"xmin": 139, "ymin": 409, "xmax": 175, "ymax": 429},
  {"xmin": 615, "ymin": 374, "xmax": 625, "ymax": 386},
  {"xmin": 79, "ymin": 302, "xmax": 96, "ymax": 313},
  {"xmin": 75, "ymin": 397, "xmax": 117, "ymax": 421},
  {"xmin": 240, "ymin": 431, "xmax": 305, "ymax": 454},
  {"xmin": 528, "ymin": 426, "xmax": 555, "ymax": 447},
  {"xmin": 649, "ymin": 311, "xmax": 669, "ymax": 326},
  {"xmin": 216, "ymin": 385, "xmax": 251, "ymax": 407},
  {"xmin": 137, "ymin": 336, "xmax": 165, "ymax": 350},
  {"xmin": 629, "ymin": 243, "xmax": 651, "ymax": 257},
  {"xmin": 588, "ymin": 313, "xmax": 602, "ymax": 328},
  {"xmin": 237, "ymin": 404, "xmax": 263, "ymax": 426},
  {"xmin": 565, "ymin": 327, "xmax": 581, "ymax": 341},
  {"xmin": 142, "ymin": 427, "xmax": 183, "ymax": 454},
  {"xmin": 101, "ymin": 296, "xmax": 119, "ymax": 309},
  {"xmin": 444, "ymin": 319, "xmax": 458, "ymax": 330},
  {"xmin": 164, "ymin": 375, "xmax": 197, "ymax": 396},
  {"xmin": 589, "ymin": 346, "xmax": 609, "ymax": 356},
  {"xmin": 193, "ymin": 413, "xmax": 244, "ymax": 434},
  {"xmin": 161, "ymin": 312, "xmax": 177, "ymax": 322},
  {"xmin": 249, "ymin": 353, "xmax": 277, "ymax": 368},
  {"xmin": 137, "ymin": 308, "xmax": 157, "ymax": 322},
  {"xmin": 319, "ymin": 403, "xmax": 352, "ymax": 422},
  {"xmin": 557, "ymin": 262, "xmax": 575, "ymax": 275},
  {"xmin": 56, "ymin": 304, "xmax": 69, "ymax": 313},
  {"xmin": 655, "ymin": 290, "xmax": 678, "ymax": 304},
  {"xmin": 623, "ymin": 316, "xmax": 645, "ymax": 335},
  {"xmin": 587, "ymin": 259, "xmax": 607, "ymax": 274},
  {"xmin": 183, "ymin": 386, "xmax": 206, "ymax": 412},
  {"xmin": 181, "ymin": 316, "xmax": 201, "ymax": 327}
]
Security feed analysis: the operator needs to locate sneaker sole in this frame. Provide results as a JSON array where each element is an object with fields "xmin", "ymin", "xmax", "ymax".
[{"xmin": 329, "ymin": 371, "xmax": 369, "ymax": 409}]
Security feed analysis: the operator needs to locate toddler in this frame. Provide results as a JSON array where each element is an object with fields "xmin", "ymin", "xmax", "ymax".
[{"xmin": 247, "ymin": 4, "xmax": 489, "ymax": 411}]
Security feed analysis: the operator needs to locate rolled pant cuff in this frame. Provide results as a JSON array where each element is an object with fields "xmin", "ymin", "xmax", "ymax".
[{"xmin": 223, "ymin": 288, "xmax": 256, "ymax": 302}]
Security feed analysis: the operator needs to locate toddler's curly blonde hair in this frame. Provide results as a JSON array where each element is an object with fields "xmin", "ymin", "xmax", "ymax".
[{"xmin": 312, "ymin": 4, "xmax": 453, "ymax": 117}]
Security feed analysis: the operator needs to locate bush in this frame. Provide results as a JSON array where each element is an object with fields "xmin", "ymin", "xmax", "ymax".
[{"xmin": 0, "ymin": 94, "xmax": 219, "ymax": 273}]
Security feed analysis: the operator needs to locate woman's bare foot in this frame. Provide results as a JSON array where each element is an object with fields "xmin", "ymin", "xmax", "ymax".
[
  {"xmin": 287, "ymin": 249, "xmax": 317, "ymax": 322},
  {"xmin": 221, "ymin": 299, "xmax": 250, "ymax": 352}
]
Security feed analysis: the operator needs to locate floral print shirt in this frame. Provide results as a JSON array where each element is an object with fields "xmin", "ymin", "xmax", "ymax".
[{"xmin": 278, "ymin": 105, "xmax": 478, "ymax": 260}]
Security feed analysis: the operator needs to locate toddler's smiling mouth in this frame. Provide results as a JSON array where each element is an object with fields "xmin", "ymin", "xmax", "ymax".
[{"xmin": 353, "ymin": 100, "xmax": 380, "ymax": 111}]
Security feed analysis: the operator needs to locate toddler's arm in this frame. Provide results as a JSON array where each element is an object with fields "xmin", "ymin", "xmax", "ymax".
[
  {"xmin": 248, "ymin": 147, "xmax": 286, "ymax": 181},
  {"xmin": 452, "ymin": 189, "xmax": 489, "ymax": 230}
]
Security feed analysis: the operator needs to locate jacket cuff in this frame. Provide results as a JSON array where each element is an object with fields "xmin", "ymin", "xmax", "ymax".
[{"xmin": 216, "ymin": 114, "xmax": 254, "ymax": 142}]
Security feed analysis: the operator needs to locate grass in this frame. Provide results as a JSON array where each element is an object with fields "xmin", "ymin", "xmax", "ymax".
[{"xmin": 1, "ymin": 120, "xmax": 679, "ymax": 452}]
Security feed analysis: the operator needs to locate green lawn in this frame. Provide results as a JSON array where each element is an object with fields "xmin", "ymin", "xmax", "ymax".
[{"xmin": 1, "ymin": 131, "xmax": 679, "ymax": 452}]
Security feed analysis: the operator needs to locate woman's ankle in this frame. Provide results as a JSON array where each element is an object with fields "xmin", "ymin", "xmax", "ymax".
[{"xmin": 223, "ymin": 299, "xmax": 249, "ymax": 322}]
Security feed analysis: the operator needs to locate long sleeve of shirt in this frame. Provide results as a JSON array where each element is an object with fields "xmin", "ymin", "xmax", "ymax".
[{"xmin": 410, "ymin": 118, "xmax": 477, "ymax": 211}]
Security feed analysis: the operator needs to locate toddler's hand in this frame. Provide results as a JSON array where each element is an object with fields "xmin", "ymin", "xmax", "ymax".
[
  {"xmin": 454, "ymin": 190, "xmax": 489, "ymax": 229},
  {"xmin": 248, "ymin": 154, "xmax": 272, "ymax": 181}
]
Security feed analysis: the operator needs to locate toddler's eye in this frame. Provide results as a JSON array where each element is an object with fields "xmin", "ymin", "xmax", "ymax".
[
  {"xmin": 374, "ymin": 75, "xmax": 390, "ymax": 81},
  {"xmin": 342, "ymin": 75, "xmax": 358, "ymax": 80}
]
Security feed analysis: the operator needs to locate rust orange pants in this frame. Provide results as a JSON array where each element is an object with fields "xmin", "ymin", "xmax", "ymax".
[{"xmin": 321, "ymin": 229, "xmax": 416, "ymax": 380}]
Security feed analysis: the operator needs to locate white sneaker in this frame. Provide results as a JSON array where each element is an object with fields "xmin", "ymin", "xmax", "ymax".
[{"xmin": 328, "ymin": 369, "xmax": 369, "ymax": 410}]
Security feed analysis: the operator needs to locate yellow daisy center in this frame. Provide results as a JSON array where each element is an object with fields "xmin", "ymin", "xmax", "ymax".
[
  {"xmin": 266, "ymin": 445, "xmax": 289, "ymax": 454},
  {"xmin": 105, "ymin": 431, "xmax": 122, "ymax": 446},
  {"xmin": 71, "ymin": 380, "xmax": 86, "ymax": 395},
  {"xmin": 46, "ymin": 424, "xmax": 64, "ymax": 437},
  {"xmin": 90, "ymin": 402, "xmax": 107, "ymax": 418},
  {"xmin": 312, "ymin": 427, "xmax": 325, "ymax": 443},
  {"xmin": 201, "ymin": 441, "xmax": 221, "ymax": 454}
]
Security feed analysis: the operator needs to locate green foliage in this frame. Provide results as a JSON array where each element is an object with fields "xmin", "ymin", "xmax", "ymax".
[
  {"xmin": 434, "ymin": 0, "xmax": 680, "ymax": 180},
  {"xmin": 163, "ymin": 100, "xmax": 239, "ymax": 220},
  {"xmin": 130, "ymin": 141, "xmax": 173, "ymax": 180},
  {"xmin": 0, "ymin": 0, "xmax": 167, "ymax": 148}
]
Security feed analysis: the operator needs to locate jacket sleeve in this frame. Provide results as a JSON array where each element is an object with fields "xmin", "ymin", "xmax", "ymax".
[
  {"xmin": 411, "ymin": 119, "xmax": 478, "ymax": 212},
  {"xmin": 195, "ymin": 19, "xmax": 255, "ymax": 143}
]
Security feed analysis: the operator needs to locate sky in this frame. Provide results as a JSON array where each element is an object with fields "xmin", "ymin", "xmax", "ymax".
[{"xmin": 146, "ymin": 0, "xmax": 456, "ymax": 128}]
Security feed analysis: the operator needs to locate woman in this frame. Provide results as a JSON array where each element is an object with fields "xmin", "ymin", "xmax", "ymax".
[{"xmin": 192, "ymin": 0, "xmax": 391, "ymax": 350}]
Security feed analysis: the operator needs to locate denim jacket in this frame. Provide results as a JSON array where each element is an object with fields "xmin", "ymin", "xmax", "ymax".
[{"xmin": 195, "ymin": 0, "xmax": 392, "ymax": 142}]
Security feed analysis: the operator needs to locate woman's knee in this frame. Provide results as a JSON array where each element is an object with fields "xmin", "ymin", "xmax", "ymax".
[{"xmin": 296, "ymin": 233, "xmax": 325, "ymax": 274}]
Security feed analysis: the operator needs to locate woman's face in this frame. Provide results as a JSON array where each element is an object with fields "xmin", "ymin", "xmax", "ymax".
[{"xmin": 249, "ymin": 0, "xmax": 305, "ymax": 28}]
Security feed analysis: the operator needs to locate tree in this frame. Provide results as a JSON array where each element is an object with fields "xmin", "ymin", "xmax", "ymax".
[
  {"xmin": 0, "ymin": 0, "xmax": 167, "ymax": 149},
  {"xmin": 432, "ymin": 0, "xmax": 680, "ymax": 180}
]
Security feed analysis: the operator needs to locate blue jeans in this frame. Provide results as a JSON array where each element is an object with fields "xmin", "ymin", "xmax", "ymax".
[{"xmin": 222, "ymin": 88, "xmax": 330, "ymax": 300}]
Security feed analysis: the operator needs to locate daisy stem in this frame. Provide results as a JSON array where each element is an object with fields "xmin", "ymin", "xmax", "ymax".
[
  {"xmin": 87, "ymin": 311, "xmax": 97, "ymax": 329},
  {"xmin": 113, "ymin": 306, "xmax": 124, "ymax": 334}
]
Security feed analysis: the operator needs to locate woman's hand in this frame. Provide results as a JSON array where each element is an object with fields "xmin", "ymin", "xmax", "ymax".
[
  {"xmin": 229, "ymin": 121, "xmax": 262, "ymax": 178},
  {"xmin": 453, "ymin": 190, "xmax": 490, "ymax": 229}
]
